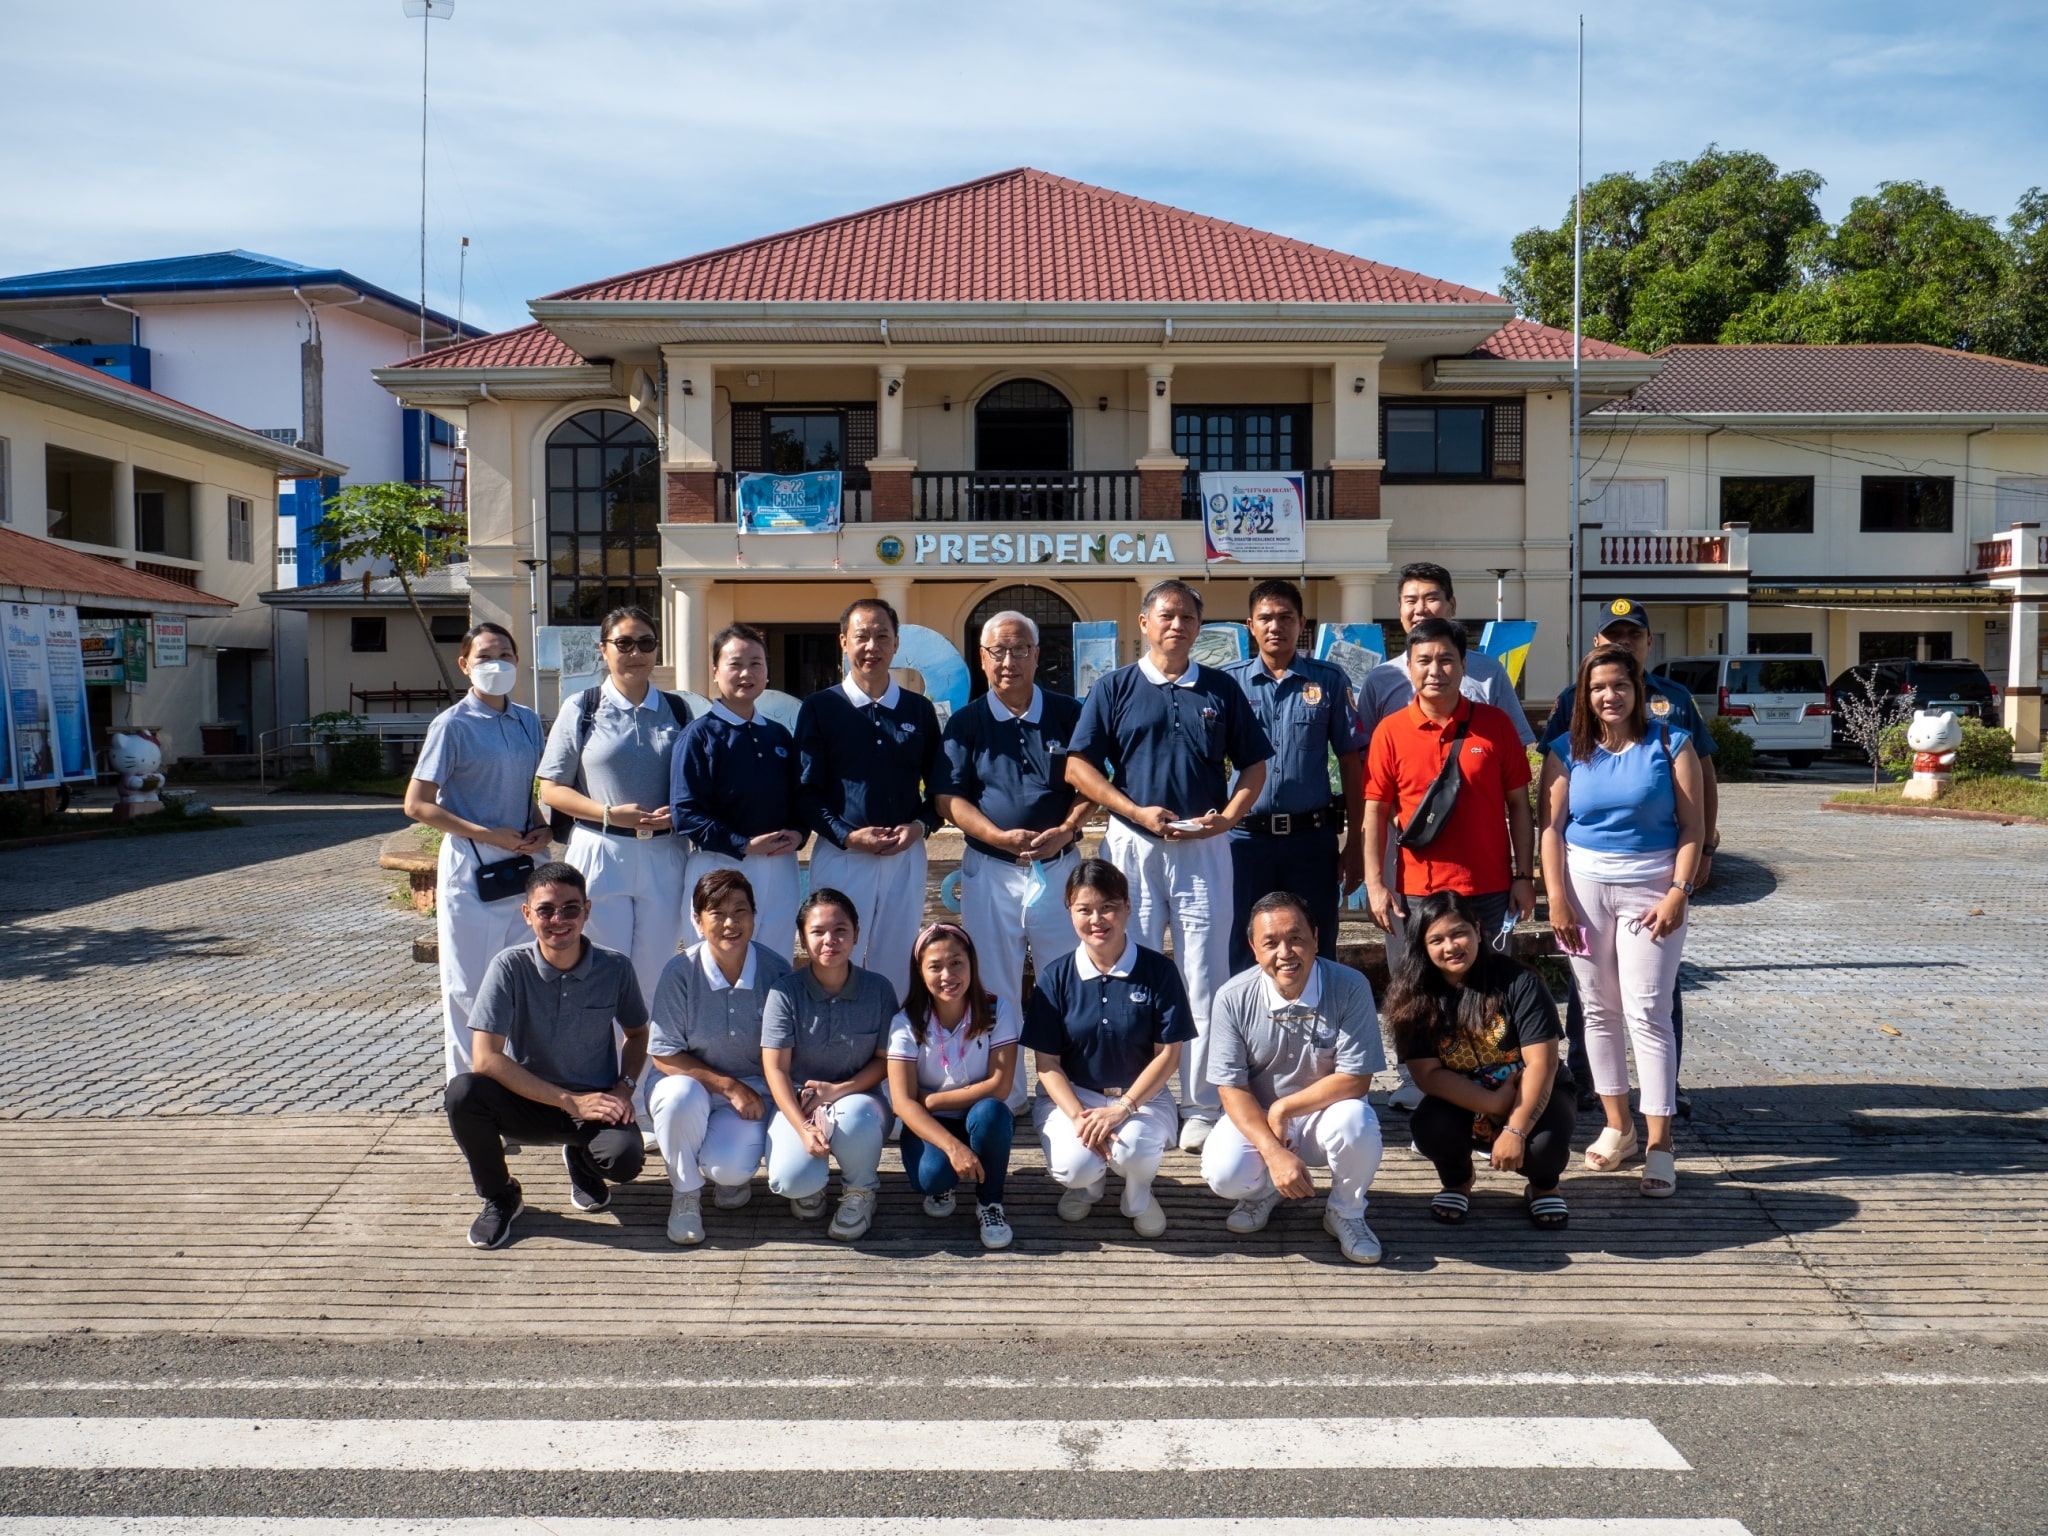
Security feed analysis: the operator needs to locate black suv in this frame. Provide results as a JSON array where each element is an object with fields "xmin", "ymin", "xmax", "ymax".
[{"xmin": 1828, "ymin": 658, "xmax": 1999, "ymax": 750}]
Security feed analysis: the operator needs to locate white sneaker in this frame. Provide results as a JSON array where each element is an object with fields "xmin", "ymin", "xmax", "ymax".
[
  {"xmin": 712, "ymin": 1181, "xmax": 752, "ymax": 1210},
  {"xmin": 829, "ymin": 1186, "xmax": 877, "ymax": 1241},
  {"xmin": 1226, "ymin": 1182, "xmax": 1282, "ymax": 1235},
  {"xmin": 1324, "ymin": 1208, "xmax": 1382, "ymax": 1265},
  {"xmin": 1131, "ymin": 1196, "xmax": 1168, "ymax": 1239},
  {"xmin": 1057, "ymin": 1179, "xmax": 1104, "ymax": 1222},
  {"xmin": 1177, "ymin": 1117, "xmax": 1213, "ymax": 1153},
  {"xmin": 641, "ymin": 1130, "xmax": 662, "ymax": 1156},
  {"xmin": 1387, "ymin": 1082, "xmax": 1425, "ymax": 1112},
  {"xmin": 977, "ymin": 1202, "xmax": 1014, "ymax": 1249},
  {"xmin": 666, "ymin": 1190, "xmax": 704, "ymax": 1246},
  {"xmin": 922, "ymin": 1191, "xmax": 956, "ymax": 1219},
  {"xmin": 789, "ymin": 1190, "xmax": 828, "ymax": 1220}
]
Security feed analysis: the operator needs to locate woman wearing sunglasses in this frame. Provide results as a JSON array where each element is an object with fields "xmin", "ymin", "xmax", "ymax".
[{"xmin": 538, "ymin": 607, "xmax": 698, "ymax": 1122}]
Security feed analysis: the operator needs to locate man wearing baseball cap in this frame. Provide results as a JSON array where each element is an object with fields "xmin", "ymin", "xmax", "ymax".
[{"xmin": 1539, "ymin": 597, "xmax": 1718, "ymax": 1114}]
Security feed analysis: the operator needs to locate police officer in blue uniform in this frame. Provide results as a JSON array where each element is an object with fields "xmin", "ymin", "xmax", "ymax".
[
  {"xmin": 1540, "ymin": 597, "xmax": 1719, "ymax": 1112},
  {"xmin": 1222, "ymin": 579, "xmax": 1369, "ymax": 975}
]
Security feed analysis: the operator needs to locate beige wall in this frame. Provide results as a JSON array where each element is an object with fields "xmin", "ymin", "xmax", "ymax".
[{"xmin": 303, "ymin": 607, "xmax": 463, "ymax": 719}]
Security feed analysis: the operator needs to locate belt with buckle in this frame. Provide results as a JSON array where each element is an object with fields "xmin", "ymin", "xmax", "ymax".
[
  {"xmin": 967, "ymin": 836, "xmax": 1075, "ymax": 866},
  {"xmin": 577, "ymin": 820, "xmax": 673, "ymax": 840},
  {"xmin": 1240, "ymin": 807, "xmax": 1338, "ymax": 837}
]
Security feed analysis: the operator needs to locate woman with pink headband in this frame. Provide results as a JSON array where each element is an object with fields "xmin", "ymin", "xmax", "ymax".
[{"xmin": 886, "ymin": 921, "xmax": 1019, "ymax": 1249}]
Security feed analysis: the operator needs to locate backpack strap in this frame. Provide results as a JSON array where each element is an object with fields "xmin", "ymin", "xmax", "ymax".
[
  {"xmin": 573, "ymin": 685, "xmax": 603, "ymax": 749},
  {"xmin": 659, "ymin": 690, "xmax": 695, "ymax": 730}
]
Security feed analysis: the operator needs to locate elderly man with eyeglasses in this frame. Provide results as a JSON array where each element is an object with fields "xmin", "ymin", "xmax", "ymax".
[
  {"xmin": 934, "ymin": 610, "xmax": 1095, "ymax": 1113},
  {"xmin": 442, "ymin": 860, "xmax": 650, "ymax": 1250}
]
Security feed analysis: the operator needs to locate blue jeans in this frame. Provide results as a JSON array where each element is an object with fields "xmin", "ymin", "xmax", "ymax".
[{"xmin": 898, "ymin": 1097, "xmax": 1013, "ymax": 1206}]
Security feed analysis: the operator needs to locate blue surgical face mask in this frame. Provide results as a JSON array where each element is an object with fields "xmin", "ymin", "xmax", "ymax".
[{"xmin": 469, "ymin": 659, "xmax": 517, "ymax": 697}]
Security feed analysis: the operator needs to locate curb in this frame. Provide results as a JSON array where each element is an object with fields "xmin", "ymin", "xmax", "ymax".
[{"xmin": 1822, "ymin": 800, "xmax": 2048, "ymax": 828}]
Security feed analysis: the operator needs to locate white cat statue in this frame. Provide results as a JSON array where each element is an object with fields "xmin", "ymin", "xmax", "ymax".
[
  {"xmin": 1901, "ymin": 709, "xmax": 1961, "ymax": 803},
  {"xmin": 108, "ymin": 730, "xmax": 166, "ymax": 820}
]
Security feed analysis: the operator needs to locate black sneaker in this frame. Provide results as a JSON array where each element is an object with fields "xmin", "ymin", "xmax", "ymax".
[
  {"xmin": 1675, "ymin": 1088, "xmax": 1693, "ymax": 1121},
  {"xmin": 467, "ymin": 1181, "xmax": 523, "ymax": 1249},
  {"xmin": 563, "ymin": 1144, "xmax": 611, "ymax": 1211}
]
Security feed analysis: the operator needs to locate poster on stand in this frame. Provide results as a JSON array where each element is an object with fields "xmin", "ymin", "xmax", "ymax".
[
  {"xmin": 1191, "ymin": 622, "xmax": 1250, "ymax": 669},
  {"xmin": 1072, "ymin": 621, "xmax": 1118, "ymax": 698},
  {"xmin": 1199, "ymin": 472, "xmax": 1306, "ymax": 563},
  {"xmin": 535, "ymin": 626, "xmax": 604, "ymax": 708},
  {"xmin": 41, "ymin": 606, "xmax": 96, "ymax": 782},
  {"xmin": 737, "ymin": 471, "xmax": 842, "ymax": 534},
  {"xmin": 1311, "ymin": 623, "xmax": 1385, "ymax": 705},
  {"xmin": 3, "ymin": 602, "xmax": 59, "ymax": 790},
  {"xmin": 1477, "ymin": 620, "xmax": 1539, "ymax": 686}
]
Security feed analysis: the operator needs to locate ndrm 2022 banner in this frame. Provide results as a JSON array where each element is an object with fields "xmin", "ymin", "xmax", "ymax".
[{"xmin": 2, "ymin": 602, "xmax": 98, "ymax": 791}]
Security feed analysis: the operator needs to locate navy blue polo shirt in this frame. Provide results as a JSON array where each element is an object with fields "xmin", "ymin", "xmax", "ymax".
[
  {"xmin": 1068, "ymin": 658, "xmax": 1273, "ymax": 828},
  {"xmin": 934, "ymin": 686, "xmax": 1083, "ymax": 861},
  {"xmin": 794, "ymin": 677, "xmax": 943, "ymax": 848},
  {"xmin": 1540, "ymin": 672, "xmax": 1717, "ymax": 759},
  {"xmin": 670, "ymin": 702, "xmax": 803, "ymax": 859},
  {"xmin": 1021, "ymin": 940, "xmax": 1196, "ymax": 1096},
  {"xmin": 1223, "ymin": 653, "xmax": 1369, "ymax": 820}
]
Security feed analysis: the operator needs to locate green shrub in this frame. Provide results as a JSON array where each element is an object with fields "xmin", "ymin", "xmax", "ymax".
[
  {"xmin": 0, "ymin": 794, "xmax": 43, "ymax": 839},
  {"xmin": 332, "ymin": 733, "xmax": 383, "ymax": 782},
  {"xmin": 1706, "ymin": 713, "xmax": 1756, "ymax": 780},
  {"xmin": 1878, "ymin": 717, "xmax": 2015, "ymax": 781}
]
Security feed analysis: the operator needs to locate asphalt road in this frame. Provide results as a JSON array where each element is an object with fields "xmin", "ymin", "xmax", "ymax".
[{"xmin": 2, "ymin": 1336, "xmax": 2041, "ymax": 1534}]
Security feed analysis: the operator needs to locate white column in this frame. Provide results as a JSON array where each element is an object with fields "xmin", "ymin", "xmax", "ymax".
[
  {"xmin": 1338, "ymin": 575, "xmax": 1374, "ymax": 626},
  {"xmin": 671, "ymin": 577, "xmax": 711, "ymax": 695},
  {"xmin": 661, "ymin": 348, "xmax": 717, "ymax": 469},
  {"xmin": 876, "ymin": 364, "xmax": 908, "ymax": 463},
  {"xmin": 1140, "ymin": 363, "xmax": 1176, "ymax": 465},
  {"xmin": 1724, "ymin": 600, "xmax": 1749, "ymax": 656},
  {"xmin": 1330, "ymin": 354, "xmax": 1382, "ymax": 465},
  {"xmin": 111, "ymin": 458, "xmax": 136, "ymax": 566},
  {"xmin": 873, "ymin": 575, "xmax": 912, "ymax": 622}
]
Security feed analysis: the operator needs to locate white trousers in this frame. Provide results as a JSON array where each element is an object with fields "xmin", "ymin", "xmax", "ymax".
[
  {"xmin": 1102, "ymin": 819, "xmax": 1233, "ymax": 1121},
  {"xmin": 1565, "ymin": 862, "xmax": 1685, "ymax": 1119},
  {"xmin": 648, "ymin": 1072, "xmax": 771, "ymax": 1194},
  {"xmin": 684, "ymin": 847, "xmax": 801, "ymax": 968},
  {"xmin": 563, "ymin": 825, "xmax": 688, "ymax": 1004},
  {"xmin": 960, "ymin": 844, "xmax": 1079, "ymax": 1111},
  {"xmin": 1033, "ymin": 1087, "xmax": 1176, "ymax": 1213},
  {"xmin": 765, "ymin": 1093, "xmax": 888, "ymax": 1198},
  {"xmin": 1201, "ymin": 1098, "xmax": 1383, "ymax": 1220},
  {"xmin": 809, "ymin": 839, "xmax": 928, "ymax": 1001},
  {"xmin": 435, "ymin": 835, "xmax": 533, "ymax": 1080}
]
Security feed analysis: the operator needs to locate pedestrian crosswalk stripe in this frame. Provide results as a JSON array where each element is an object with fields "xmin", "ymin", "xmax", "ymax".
[
  {"xmin": 0, "ymin": 1416, "xmax": 1690, "ymax": 1472},
  {"xmin": 0, "ymin": 1521, "xmax": 1758, "ymax": 1535}
]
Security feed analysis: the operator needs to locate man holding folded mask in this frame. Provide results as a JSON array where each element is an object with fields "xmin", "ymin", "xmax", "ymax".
[{"xmin": 1362, "ymin": 616, "xmax": 1535, "ymax": 943}]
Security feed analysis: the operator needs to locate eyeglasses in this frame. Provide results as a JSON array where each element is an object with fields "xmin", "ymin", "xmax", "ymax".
[
  {"xmin": 981, "ymin": 645, "xmax": 1036, "ymax": 661},
  {"xmin": 604, "ymin": 635, "xmax": 659, "ymax": 654},
  {"xmin": 530, "ymin": 902, "xmax": 587, "ymax": 921}
]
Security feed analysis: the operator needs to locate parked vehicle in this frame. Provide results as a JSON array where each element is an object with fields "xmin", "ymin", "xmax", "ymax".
[
  {"xmin": 1826, "ymin": 658, "xmax": 2001, "ymax": 752},
  {"xmin": 1655, "ymin": 654, "xmax": 1833, "ymax": 767}
]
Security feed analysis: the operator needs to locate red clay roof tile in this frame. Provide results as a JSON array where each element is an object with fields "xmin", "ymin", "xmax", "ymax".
[
  {"xmin": 1466, "ymin": 319, "xmax": 1648, "ymax": 362},
  {"xmin": 0, "ymin": 524, "xmax": 232, "ymax": 608},
  {"xmin": 387, "ymin": 323, "xmax": 582, "ymax": 372},
  {"xmin": 1601, "ymin": 343, "xmax": 2048, "ymax": 414}
]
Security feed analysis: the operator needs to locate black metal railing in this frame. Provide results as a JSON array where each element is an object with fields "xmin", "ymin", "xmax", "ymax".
[
  {"xmin": 912, "ymin": 471, "xmax": 1143, "ymax": 522},
  {"xmin": 1181, "ymin": 467, "xmax": 1334, "ymax": 520},
  {"xmin": 712, "ymin": 472, "xmax": 871, "ymax": 525}
]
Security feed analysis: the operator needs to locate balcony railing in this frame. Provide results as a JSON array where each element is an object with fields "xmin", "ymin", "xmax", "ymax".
[
  {"xmin": 1597, "ymin": 532, "xmax": 1728, "ymax": 566},
  {"xmin": 914, "ymin": 471, "xmax": 1143, "ymax": 522},
  {"xmin": 1974, "ymin": 526, "xmax": 2047, "ymax": 573},
  {"xmin": 136, "ymin": 560, "xmax": 199, "ymax": 588},
  {"xmin": 712, "ymin": 474, "xmax": 872, "ymax": 524},
  {"xmin": 1181, "ymin": 468, "xmax": 1333, "ymax": 520}
]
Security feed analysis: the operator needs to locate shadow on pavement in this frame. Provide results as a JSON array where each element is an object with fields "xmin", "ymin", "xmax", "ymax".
[
  {"xmin": 0, "ymin": 919, "xmax": 248, "ymax": 981},
  {"xmin": 1692, "ymin": 851, "xmax": 1777, "ymax": 905}
]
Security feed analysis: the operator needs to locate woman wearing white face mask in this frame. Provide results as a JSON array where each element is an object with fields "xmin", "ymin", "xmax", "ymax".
[{"xmin": 406, "ymin": 623, "xmax": 549, "ymax": 1079}]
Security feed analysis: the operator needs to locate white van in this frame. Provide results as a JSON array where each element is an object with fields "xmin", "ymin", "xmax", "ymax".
[{"xmin": 1653, "ymin": 654, "xmax": 1832, "ymax": 767}]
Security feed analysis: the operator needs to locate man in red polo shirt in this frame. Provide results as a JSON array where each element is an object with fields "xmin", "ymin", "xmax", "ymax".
[{"xmin": 1360, "ymin": 616, "xmax": 1535, "ymax": 938}]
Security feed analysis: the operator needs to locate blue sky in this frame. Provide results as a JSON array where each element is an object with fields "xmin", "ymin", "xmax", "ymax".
[{"xmin": 5, "ymin": 1, "xmax": 2045, "ymax": 337}]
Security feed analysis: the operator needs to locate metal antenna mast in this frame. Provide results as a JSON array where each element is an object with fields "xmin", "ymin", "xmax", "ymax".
[
  {"xmin": 1569, "ymin": 13, "xmax": 1585, "ymax": 663},
  {"xmin": 403, "ymin": 0, "xmax": 453, "ymax": 484}
]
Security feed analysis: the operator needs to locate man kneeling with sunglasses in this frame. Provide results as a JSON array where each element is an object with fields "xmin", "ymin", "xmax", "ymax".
[{"xmin": 444, "ymin": 860, "xmax": 650, "ymax": 1249}]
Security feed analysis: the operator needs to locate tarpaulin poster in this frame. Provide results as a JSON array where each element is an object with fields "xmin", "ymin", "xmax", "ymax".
[
  {"xmin": 737, "ymin": 471, "xmax": 842, "ymax": 534},
  {"xmin": 1200, "ymin": 472, "xmax": 1306, "ymax": 563},
  {"xmin": 1191, "ymin": 622, "xmax": 1250, "ymax": 669},
  {"xmin": 1072, "ymin": 621, "xmax": 1118, "ymax": 698},
  {"xmin": 3, "ymin": 601, "xmax": 58, "ymax": 790},
  {"xmin": 1478, "ymin": 620, "xmax": 1539, "ymax": 686},
  {"xmin": 1311, "ymin": 623, "xmax": 1386, "ymax": 704},
  {"xmin": 42, "ymin": 605, "xmax": 96, "ymax": 782}
]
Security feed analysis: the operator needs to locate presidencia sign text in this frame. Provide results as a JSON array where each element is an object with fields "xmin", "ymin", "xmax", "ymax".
[{"xmin": 890, "ymin": 530, "xmax": 1180, "ymax": 567}]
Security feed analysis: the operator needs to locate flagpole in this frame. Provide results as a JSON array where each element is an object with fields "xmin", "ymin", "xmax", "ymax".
[{"xmin": 1569, "ymin": 13, "xmax": 1584, "ymax": 664}]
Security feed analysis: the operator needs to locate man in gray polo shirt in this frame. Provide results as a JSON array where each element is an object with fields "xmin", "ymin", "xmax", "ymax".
[
  {"xmin": 443, "ymin": 861, "xmax": 650, "ymax": 1250},
  {"xmin": 1202, "ymin": 891, "xmax": 1384, "ymax": 1264}
]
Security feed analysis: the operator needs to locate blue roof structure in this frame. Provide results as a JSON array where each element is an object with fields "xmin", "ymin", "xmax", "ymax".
[{"xmin": 0, "ymin": 250, "xmax": 483, "ymax": 337}]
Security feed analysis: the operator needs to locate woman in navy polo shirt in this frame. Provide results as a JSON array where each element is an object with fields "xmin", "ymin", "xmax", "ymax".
[{"xmin": 1022, "ymin": 857, "xmax": 1196, "ymax": 1239}]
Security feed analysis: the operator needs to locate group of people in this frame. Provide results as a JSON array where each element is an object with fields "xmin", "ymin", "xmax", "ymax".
[{"xmin": 409, "ymin": 563, "xmax": 1710, "ymax": 1257}]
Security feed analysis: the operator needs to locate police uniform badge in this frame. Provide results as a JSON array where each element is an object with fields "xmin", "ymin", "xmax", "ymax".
[
  {"xmin": 1649, "ymin": 695, "xmax": 1673, "ymax": 718},
  {"xmin": 1302, "ymin": 684, "xmax": 1323, "ymax": 706}
]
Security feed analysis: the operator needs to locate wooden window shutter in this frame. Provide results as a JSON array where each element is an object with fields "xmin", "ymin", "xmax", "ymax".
[{"xmin": 730, "ymin": 406, "xmax": 763, "ymax": 472}]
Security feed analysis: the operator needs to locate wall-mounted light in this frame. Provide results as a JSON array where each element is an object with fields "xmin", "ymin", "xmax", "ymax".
[
  {"xmin": 1153, "ymin": 378, "xmax": 1167, "ymax": 398},
  {"xmin": 1352, "ymin": 377, "xmax": 1366, "ymax": 395},
  {"xmin": 1098, "ymin": 396, "xmax": 1108, "ymax": 412},
  {"xmin": 680, "ymin": 377, "xmax": 695, "ymax": 396},
  {"xmin": 745, "ymin": 371, "xmax": 761, "ymax": 388},
  {"xmin": 942, "ymin": 395, "xmax": 952, "ymax": 412},
  {"xmin": 886, "ymin": 377, "xmax": 901, "ymax": 397}
]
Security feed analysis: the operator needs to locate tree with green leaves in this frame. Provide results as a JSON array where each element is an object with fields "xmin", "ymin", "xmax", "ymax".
[{"xmin": 316, "ymin": 481, "xmax": 466, "ymax": 696}]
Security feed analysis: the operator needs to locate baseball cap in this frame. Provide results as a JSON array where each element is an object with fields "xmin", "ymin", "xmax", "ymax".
[{"xmin": 1597, "ymin": 597, "xmax": 1650, "ymax": 634}]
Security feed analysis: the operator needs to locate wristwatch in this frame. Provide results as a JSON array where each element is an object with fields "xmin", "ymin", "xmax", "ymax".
[
  {"xmin": 1671, "ymin": 879, "xmax": 1695, "ymax": 896},
  {"xmin": 616, "ymin": 1075, "xmax": 637, "ymax": 1093}
]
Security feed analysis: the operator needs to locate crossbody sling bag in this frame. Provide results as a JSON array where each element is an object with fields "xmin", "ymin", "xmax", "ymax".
[
  {"xmin": 468, "ymin": 708, "xmax": 545, "ymax": 903},
  {"xmin": 1395, "ymin": 709, "xmax": 1474, "ymax": 852}
]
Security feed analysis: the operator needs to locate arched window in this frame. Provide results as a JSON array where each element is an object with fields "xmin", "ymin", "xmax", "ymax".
[
  {"xmin": 545, "ymin": 409, "xmax": 659, "ymax": 623},
  {"xmin": 975, "ymin": 379, "xmax": 1072, "ymax": 471},
  {"xmin": 964, "ymin": 584, "xmax": 1081, "ymax": 697}
]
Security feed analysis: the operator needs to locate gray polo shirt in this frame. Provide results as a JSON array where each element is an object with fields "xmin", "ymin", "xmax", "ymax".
[
  {"xmin": 413, "ymin": 693, "xmax": 545, "ymax": 833},
  {"xmin": 539, "ymin": 681, "xmax": 691, "ymax": 814},
  {"xmin": 1206, "ymin": 958, "xmax": 1383, "ymax": 1105},
  {"xmin": 647, "ymin": 940, "xmax": 793, "ymax": 1079},
  {"xmin": 470, "ymin": 939, "xmax": 650, "ymax": 1093},
  {"xmin": 760, "ymin": 964, "xmax": 899, "ymax": 1084},
  {"xmin": 1357, "ymin": 648, "xmax": 1535, "ymax": 748}
]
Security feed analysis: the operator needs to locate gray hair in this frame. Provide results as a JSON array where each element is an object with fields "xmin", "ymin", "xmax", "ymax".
[{"xmin": 979, "ymin": 610, "xmax": 1039, "ymax": 647}]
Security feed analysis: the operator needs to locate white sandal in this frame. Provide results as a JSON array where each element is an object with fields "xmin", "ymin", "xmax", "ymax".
[
  {"xmin": 1640, "ymin": 1148, "xmax": 1677, "ymax": 1198},
  {"xmin": 1584, "ymin": 1126, "xmax": 1639, "ymax": 1172}
]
